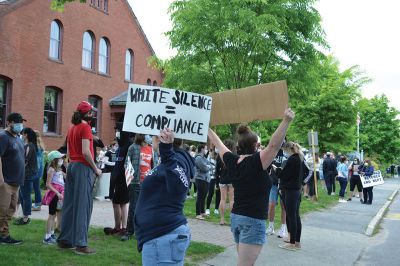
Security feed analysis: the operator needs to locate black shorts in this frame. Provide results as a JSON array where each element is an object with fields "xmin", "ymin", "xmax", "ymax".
[
  {"xmin": 49, "ymin": 195, "xmax": 59, "ymax": 215},
  {"xmin": 109, "ymin": 174, "xmax": 129, "ymax": 204}
]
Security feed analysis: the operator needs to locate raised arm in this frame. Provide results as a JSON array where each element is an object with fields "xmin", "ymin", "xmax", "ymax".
[
  {"xmin": 260, "ymin": 108, "xmax": 295, "ymax": 170},
  {"xmin": 208, "ymin": 128, "xmax": 231, "ymax": 160}
]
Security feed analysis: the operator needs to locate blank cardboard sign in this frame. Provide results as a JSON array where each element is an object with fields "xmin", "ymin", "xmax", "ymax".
[{"xmin": 209, "ymin": 80, "xmax": 289, "ymax": 125}]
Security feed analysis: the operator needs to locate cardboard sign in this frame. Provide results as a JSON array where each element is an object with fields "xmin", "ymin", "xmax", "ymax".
[
  {"xmin": 123, "ymin": 84, "xmax": 212, "ymax": 142},
  {"xmin": 208, "ymin": 81, "xmax": 288, "ymax": 125},
  {"xmin": 360, "ymin": 171, "xmax": 384, "ymax": 188}
]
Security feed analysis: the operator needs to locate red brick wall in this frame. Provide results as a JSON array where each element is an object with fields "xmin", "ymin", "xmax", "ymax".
[{"xmin": 0, "ymin": 0, "xmax": 163, "ymax": 150}]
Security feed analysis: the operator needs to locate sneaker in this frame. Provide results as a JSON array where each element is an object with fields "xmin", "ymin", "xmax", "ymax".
[
  {"xmin": 339, "ymin": 199, "xmax": 347, "ymax": 203},
  {"xmin": 13, "ymin": 217, "xmax": 30, "ymax": 225},
  {"xmin": 0, "ymin": 235, "xmax": 22, "ymax": 245},
  {"xmin": 205, "ymin": 209, "xmax": 210, "ymax": 216},
  {"xmin": 43, "ymin": 237, "xmax": 57, "ymax": 245},
  {"xmin": 193, "ymin": 193, "xmax": 197, "ymax": 197},
  {"xmin": 355, "ymin": 194, "xmax": 360, "ymax": 198},
  {"xmin": 277, "ymin": 226, "xmax": 288, "ymax": 238},
  {"xmin": 195, "ymin": 215, "xmax": 205, "ymax": 220},
  {"xmin": 75, "ymin": 246, "xmax": 96, "ymax": 255},
  {"xmin": 266, "ymin": 225, "xmax": 275, "ymax": 235},
  {"xmin": 32, "ymin": 205, "xmax": 41, "ymax": 211},
  {"xmin": 51, "ymin": 234, "xmax": 57, "ymax": 240},
  {"xmin": 279, "ymin": 243, "xmax": 297, "ymax": 251},
  {"xmin": 330, "ymin": 192, "xmax": 335, "ymax": 196},
  {"xmin": 121, "ymin": 233, "xmax": 132, "ymax": 241},
  {"xmin": 214, "ymin": 209, "xmax": 219, "ymax": 215},
  {"xmin": 347, "ymin": 198, "xmax": 352, "ymax": 201}
]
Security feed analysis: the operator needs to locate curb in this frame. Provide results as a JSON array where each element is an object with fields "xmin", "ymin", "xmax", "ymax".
[{"xmin": 365, "ymin": 188, "xmax": 399, "ymax": 236}]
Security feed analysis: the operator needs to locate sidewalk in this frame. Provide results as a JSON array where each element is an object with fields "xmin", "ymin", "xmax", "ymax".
[
  {"xmin": 24, "ymin": 178, "xmax": 399, "ymax": 265},
  {"xmin": 202, "ymin": 178, "xmax": 400, "ymax": 266}
]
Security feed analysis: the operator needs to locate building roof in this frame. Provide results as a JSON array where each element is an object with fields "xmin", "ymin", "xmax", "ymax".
[{"xmin": 109, "ymin": 90, "xmax": 128, "ymax": 106}]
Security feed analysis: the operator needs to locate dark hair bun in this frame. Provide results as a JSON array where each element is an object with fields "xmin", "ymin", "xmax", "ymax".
[{"xmin": 237, "ymin": 124, "xmax": 251, "ymax": 135}]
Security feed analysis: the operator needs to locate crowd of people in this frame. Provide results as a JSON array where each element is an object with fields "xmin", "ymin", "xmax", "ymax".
[{"xmin": 0, "ymin": 105, "xmax": 386, "ymax": 265}]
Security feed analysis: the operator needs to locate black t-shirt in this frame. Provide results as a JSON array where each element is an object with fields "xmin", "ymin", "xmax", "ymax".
[
  {"xmin": 25, "ymin": 142, "xmax": 38, "ymax": 179},
  {"xmin": 223, "ymin": 152, "xmax": 271, "ymax": 220},
  {"xmin": 278, "ymin": 154, "xmax": 303, "ymax": 190}
]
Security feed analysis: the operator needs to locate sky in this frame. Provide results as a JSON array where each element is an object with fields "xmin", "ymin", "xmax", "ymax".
[{"xmin": 128, "ymin": 0, "xmax": 400, "ymax": 111}]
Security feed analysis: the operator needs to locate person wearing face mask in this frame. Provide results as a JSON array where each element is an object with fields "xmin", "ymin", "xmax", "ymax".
[
  {"xmin": 348, "ymin": 158, "xmax": 362, "ymax": 201},
  {"xmin": 0, "ymin": 113, "xmax": 26, "ymax": 245},
  {"xmin": 360, "ymin": 159, "xmax": 374, "ymax": 205},
  {"xmin": 57, "ymin": 101, "xmax": 102, "ymax": 255},
  {"xmin": 194, "ymin": 144, "xmax": 211, "ymax": 220},
  {"xmin": 14, "ymin": 128, "xmax": 38, "ymax": 226},
  {"xmin": 42, "ymin": 151, "xmax": 66, "ymax": 244}
]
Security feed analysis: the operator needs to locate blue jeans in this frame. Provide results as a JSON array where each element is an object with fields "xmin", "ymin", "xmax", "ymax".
[
  {"xmin": 142, "ymin": 224, "xmax": 191, "ymax": 266},
  {"xmin": 269, "ymin": 185, "xmax": 279, "ymax": 204},
  {"xmin": 338, "ymin": 178, "xmax": 348, "ymax": 198},
  {"xmin": 19, "ymin": 178, "xmax": 34, "ymax": 216},
  {"xmin": 230, "ymin": 213, "xmax": 266, "ymax": 245}
]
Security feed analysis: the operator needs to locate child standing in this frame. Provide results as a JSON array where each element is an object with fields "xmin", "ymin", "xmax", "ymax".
[{"xmin": 42, "ymin": 151, "xmax": 66, "ymax": 244}]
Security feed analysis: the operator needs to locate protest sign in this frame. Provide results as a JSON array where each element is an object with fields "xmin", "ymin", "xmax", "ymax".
[
  {"xmin": 123, "ymin": 84, "xmax": 212, "ymax": 142},
  {"xmin": 360, "ymin": 171, "xmax": 384, "ymax": 188},
  {"xmin": 208, "ymin": 80, "xmax": 288, "ymax": 125}
]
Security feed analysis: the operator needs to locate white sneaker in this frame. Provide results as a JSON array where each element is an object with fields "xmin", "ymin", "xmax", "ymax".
[
  {"xmin": 205, "ymin": 209, "xmax": 210, "ymax": 215},
  {"xmin": 277, "ymin": 225, "xmax": 288, "ymax": 238},
  {"xmin": 339, "ymin": 199, "xmax": 347, "ymax": 203},
  {"xmin": 193, "ymin": 193, "xmax": 197, "ymax": 197},
  {"xmin": 214, "ymin": 209, "xmax": 219, "ymax": 215},
  {"xmin": 331, "ymin": 192, "xmax": 335, "ymax": 196},
  {"xmin": 266, "ymin": 225, "xmax": 275, "ymax": 235}
]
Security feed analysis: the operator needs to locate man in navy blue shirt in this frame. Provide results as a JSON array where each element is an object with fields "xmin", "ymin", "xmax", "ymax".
[
  {"xmin": 134, "ymin": 128, "xmax": 195, "ymax": 266},
  {"xmin": 0, "ymin": 113, "xmax": 26, "ymax": 245}
]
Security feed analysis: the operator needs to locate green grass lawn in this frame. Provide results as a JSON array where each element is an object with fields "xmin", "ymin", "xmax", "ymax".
[
  {"xmin": 1, "ymin": 220, "xmax": 223, "ymax": 266},
  {"xmin": 183, "ymin": 181, "xmax": 340, "ymax": 227}
]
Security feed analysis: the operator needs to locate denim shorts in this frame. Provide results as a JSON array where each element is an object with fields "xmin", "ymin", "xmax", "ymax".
[
  {"xmin": 269, "ymin": 185, "xmax": 279, "ymax": 204},
  {"xmin": 230, "ymin": 213, "xmax": 266, "ymax": 245},
  {"xmin": 142, "ymin": 224, "xmax": 191, "ymax": 266}
]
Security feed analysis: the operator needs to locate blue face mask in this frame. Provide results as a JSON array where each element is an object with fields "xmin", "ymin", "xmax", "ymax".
[{"xmin": 12, "ymin": 123, "xmax": 23, "ymax": 134}]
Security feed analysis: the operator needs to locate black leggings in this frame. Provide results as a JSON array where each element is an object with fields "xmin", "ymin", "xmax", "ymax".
[
  {"xmin": 206, "ymin": 178, "xmax": 220, "ymax": 210},
  {"xmin": 283, "ymin": 189, "xmax": 302, "ymax": 244},
  {"xmin": 195, "ymin": 179, "xmax": 209, "ymax": 215}
]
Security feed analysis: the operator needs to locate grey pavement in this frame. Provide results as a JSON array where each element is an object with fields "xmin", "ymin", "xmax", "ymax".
[
  {"xmin": 22, "ymin": 178, "xmax": 399, "ymax": 265},
  {"xmin": 202, "ymin": 178, "xmax": 400, "ymax": 266},
  {"xmin": 355, "ymin": 187, "xmax": 400, "ymax": 266}
]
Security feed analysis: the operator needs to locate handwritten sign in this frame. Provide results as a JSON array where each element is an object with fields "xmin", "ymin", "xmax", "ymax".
[
  {"xmin": 360, "ymin": 171, "xmax": 384, "ymax": 188},
  {"xmin": 123, "ymin": 84, "xmax": 212, "ymax": 142}
]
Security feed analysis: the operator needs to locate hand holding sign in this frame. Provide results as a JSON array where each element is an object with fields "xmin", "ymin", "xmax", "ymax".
[{"xmin": 159, "ymin": 128, "xmax": 174, "ymax": 144}]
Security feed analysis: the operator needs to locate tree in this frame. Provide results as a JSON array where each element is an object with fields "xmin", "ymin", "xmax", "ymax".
[
  {"xmin": 51, "ymin": 0, "xmax": 85, "ymax": 11},
  {"xmin": 165, "ymin": 0, "xmax": 326, "ymax": 93},
  {"xmin": 163, "ymin": 0, "xmax": 327, "ymax": 136},
  {"xmin": 357, "ymin": 96, "xmax": 400, "ymax": 163}
]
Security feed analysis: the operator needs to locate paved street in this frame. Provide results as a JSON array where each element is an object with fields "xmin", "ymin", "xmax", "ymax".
[
  {"xmin": 23, "ymin": 178, "xmax": 399, "ymax": 265},
  {"xmin": 202, "ymin": 179, "xmax": 400, "ymax": 266}
]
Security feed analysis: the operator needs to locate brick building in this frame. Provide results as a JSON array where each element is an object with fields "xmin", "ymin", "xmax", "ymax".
[{"xmin": 0, "ymin": 0, "xmax": 163, "ymax": 149}]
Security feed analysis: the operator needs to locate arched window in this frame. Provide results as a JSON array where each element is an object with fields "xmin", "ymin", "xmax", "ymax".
[
  {"xmin": 147, "ymin": 79, "xmax": 151, "ymax": 85},
  {"xmin": 49, "ymin": 20, "xmax": 62, "ymax": 60},
  {"xmin": 43, "ymin": 87, "xmax": 62, "ymax": 134},
  {"xmin": 82, "ymin": 31, "xmax": 95, "ymax": 69},
  {"xmin": 0, "ymin": 75, "xmax": 11, "ymax": 128},
  {"xmin": 125, "ymin": 49, "xmax": 133, "ymax": 81},
  {"xmin": 99, "ymin": 37, "xmax": 110, "ymax": 74},
  {"xmin": 88, "ymin": 95, "xmax": 102, "ymax": 135},
  {"xmin": 153, "ymin": 80, "xmax": 158, "ymax": 86}
]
